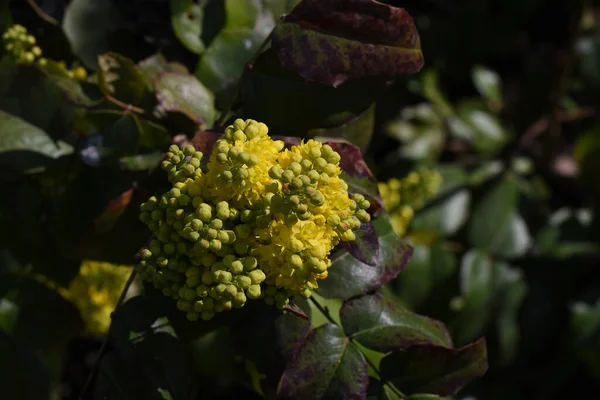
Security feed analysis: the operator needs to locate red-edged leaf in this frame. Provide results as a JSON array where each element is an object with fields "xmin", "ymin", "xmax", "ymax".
[{"xmin": 271, "ymin": 0, "xmax": 424, "ymax": 87}]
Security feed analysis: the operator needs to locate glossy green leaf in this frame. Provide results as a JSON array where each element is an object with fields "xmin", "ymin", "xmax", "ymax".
[
  {"xmin": 394, "ymin": 244, "xmax": 457, "ymax": 309},
  {"xmin": 36, "ymin": 60, "xmax": 97, "ymax": 106},
  {"xmin": 278, "ymin": 323, "xmax": 368, "ymax": 400},
  {"xmin": 0, "ymin": 111, "xmax": 73, "ymax": 173},
  {"xmin": 452, "ymin": 250, "xmax": 494, "ymax": 345},
  {"xmin": 456, "ymin": 101, "xmax": 508, "ymax": 155},
  {"xmin": 495, "ymin": 264, "xmax": 526, "ymax": 364},
  {"xmin": 271, "ymin": 0, "xmax": 423, "ymax": 87},
  {"xmin": 340, "ymin": 291, "xmax": 451, "ymax": 352},
  {"xmin": 63, "ymin": 0, "xmax": 118, "ymax": 69},
  {"xmin": 309, "ymin": 104, "xmax": 375, "ymax": 152},
  {"xmin": 472, "ymin": 65, "xmax": 502, "ymax": 107},
  {"xmin": 154, "ymin": 71, "xmax": 217, "ymax": 128},
  {"xmin": 468, "ymin": 176, "xmax": 521, "ymax": 253},
  {"xmin": 196, "ymin": 29, "xmax": 265, "ymax": 96},
  {"xmin": 225, "ymin": 0, "xmax": 261, "ymax": 29},
  {"xmin": 171, "ymin": 0, "xmax": 205, "ymax": 54},
  {"xmin": 317, "ymin": 216, "xmax": 412, "ymax": 300},
  {"xmin": 379, "ymin": 338, "xmax": 488, "ymax": 396}
]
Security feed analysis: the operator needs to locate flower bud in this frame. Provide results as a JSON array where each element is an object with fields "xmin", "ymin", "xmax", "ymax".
[{"xmin": 247, "ymin": 284, "xmax": 261, "ymax": 299}]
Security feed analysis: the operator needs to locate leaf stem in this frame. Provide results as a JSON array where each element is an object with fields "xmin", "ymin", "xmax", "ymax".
[
  {"xmin": 309, "ymin": 296, "xmax": 336, "ymax": 325},
  {"xmin": 78, "ymin": 269, "xmax": 137, "ymax": 400}
]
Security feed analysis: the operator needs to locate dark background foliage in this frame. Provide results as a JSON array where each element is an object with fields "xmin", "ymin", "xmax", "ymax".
[{"xmin": 1, "ymin": 0, "xmax": 600, "ymax": 399}]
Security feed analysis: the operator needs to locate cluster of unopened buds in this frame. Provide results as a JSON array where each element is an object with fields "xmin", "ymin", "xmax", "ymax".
[
  {"xmin": 136, "ymin": 119, "xmax": 371, "ymax": 321},
  {"xmin": 378, "ymin": 168, "xmax": 442, "ymax": 236},
  {"xmin": 2, "ymin": 24, "xmax": 87, "ymax": 80}
]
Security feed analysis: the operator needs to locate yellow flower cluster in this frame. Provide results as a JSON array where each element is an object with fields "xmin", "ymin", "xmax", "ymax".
[
  {"xmin": 378, "ymin": 168, "xmax": 442, "ymax": 236},
  {"xmin": 137, "ymin": 119, "xmax": 370, "ymax": 321},
  {"xmin": 2, "ymin": 24, "xmax": 87, "ymax": 80},
  {"xmin": 2, "ymin": 24, "xmax": 42, "ymax": 65},
  {"xmin": 17, "ymin": 261, "xmax": 131, "ymax": 335},
  {"xmin": 65, "ymin": 261, "xmax": 131, "ymax": 335}
]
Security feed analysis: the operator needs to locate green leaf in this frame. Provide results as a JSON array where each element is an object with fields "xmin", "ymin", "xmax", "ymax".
[
  {"xmin": 340, "ymin": 291, "xmax": 451, "ymax": 352},
  {"xmin": 452, "ymin": 250, "xmax": 494, "ymax": 345},
  {"xmin": 379, "ymin": 338, "xmax": 488, "ymax": 396},
  {"xmin": 155, "ymin": 71, "xmax": 217, "ymax": 128},
  {"xmin": 309, "ymin": 104, "xmax": 375, "ymax": 152},
  {"xmin": 98, "ymin": 53, "xmax": 151, "ymax": 107},
  {"xmin": 394, "ymin": 244, "xmax": 457, "ymax": 309},
  {"xmin": 495, "ymin": 264, "xmax": 526, "ymax": 364},
  {"xmin": 0, "ymin": 331, "xmax": 50, "ymax": 400},
  {"xmin": 411, "ymin": 190, "xmax": 470, "ymax": 237},
  {"xmin": 317, "ymin": 216, "xmax": 412, "ymax": 300},
  {"xmin": 278, "ymin": 323, "xmax": 368, "ymax": 400},
  {"xmin": 195, "ymin": 29, "xmax": 265, "ymax": 98},
  {"xmin": 36, "ymin": 60, "xmax": 97, "ymax": 106},
  {"xmin": 271, "ymin": 0, "xmax": 423, "ymax": 87},
  {"xmin": 63, "ymin": 0, "xmax": 119, "ymax": 69},
  {"xmin": 468, "ymin": 176, "xmax": 526, "ymax": 256},
  {"xmin": 471, "ymin": 65, "xmax": 502, "ymax": 107},
  {"xmin": 0, "ymin": 111, "xmax": 73, "ymax": 173},
  {"xmin": 225, "ymin": 0, "xmax": 261, "ymax": 29},
  {"xmin": 455, "ymin": 101, "xmax": 508, "ymax": 155},
  {"xmin": 171, "ymin": 0, "xmax": 205, "ymax": 54}
]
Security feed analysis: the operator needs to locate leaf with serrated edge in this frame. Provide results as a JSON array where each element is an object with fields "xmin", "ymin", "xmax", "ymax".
[
  {"xmin": 278, "ymin": 323, "xmax": 368, "ymax": 400},
  {"xmin": 340, "ymin": 291, "xmax": 451, "ymax": 352}
]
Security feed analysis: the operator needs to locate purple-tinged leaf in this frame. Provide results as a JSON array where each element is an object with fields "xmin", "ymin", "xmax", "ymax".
[
  {"xmin": 271, "ymin": 0, "xmax": 424, "ymax": 87},
  {"xmin": 322, "ymin": 139, "xmax": 383, "ymax": 216},
  {"xmin": 154, "ymin": 71, "xmax": 217, "ymax": 128},
  {"xmin": 340, "ymin": 222, "xmax": 379, "ymax": 266},
  {"xmin": 278, "ymin": 324, "xmax": 368, "ymax": 400},
  {"xmin": 97, "ymin": 52, "xmax": 149, "ymax": 107},
  {"xmin": 277, "ymin": 298, "xmax": 312, "ymax": 362},
  {"xmin": 317, "ymin": 216, "xmax": 412, "ymax": 300},
  {"xmin": 380, "ymin": 338, "xmax": 488, "ymax": 396},
  {"xmin": 340, "ymin": 291, "xmax": 451, "ymax": 353}
]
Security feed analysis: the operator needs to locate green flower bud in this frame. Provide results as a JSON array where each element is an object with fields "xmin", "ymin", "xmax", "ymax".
[
  {"xmin": 196, "ymin": 284, "xmax": 209, "ymax": 298},
  {"xmin": 269, "ymin": 166, "xmax": 283, "ymax": 179},
  {"xmin": 188, "ymin": 231, "xmax": 200, "ymax": 241},
  {"xmin": 248, "ymin": 269, "xmax": 266, "ymax": 284},
  {"xmin": 233, "ymin": 292, "xmax": 247, "ymax": 307},
  {"xmin": 197, "ymin": 207, "xmax": 212, "ymax": 222},
  {"xmin": 326, "ymin": 151, "xmax": 341, "ymax": 164},
  {"xmin": 284, "ymin": 214, "xmax": 299, "ymax": 227},
  {"xmin": 163, "ymin": 243, "xmax": 176, "ymax": 255},
  {"xmin": 356, "ymin": 209, "xmax": 370, "ymax": 222},
  {"xmin": 201, "ymin": 311, "xmax": 215, "ymax": 320},
  {"xmin": 177, "ymin": 300, "xmax": 191, "ymax": 311},
  {"xmin": 216, "ymin": 153, "xmax": 228, "ymax": 164},
  {"xmin": 243, "ymin": 257, "xmax": 258, "ymax": 271},
  {"xmin": 247, "ymin": 284, "xmax": 261, "ymax": 299},
  {"xmin": 216, "ymin": 270, "xmax": 232, "ymax": 284},
  {"xmin": 323, "ymin": 163, "xmax": 338, "ymax": 176},
  {"xmin": 209, "ymin": 239, "xmax": 222, "ymax": 252},
  {"xmin": 266, "ymin": 180, "xmax": 281, "ymax": 193},
  {"xmin": 221, "ymin": 170, "xmax": 233, "ymax": 181},
  {"xmin": 233, "ymin": 130, "xmax": 247, "ymax": 141},
  {"xmin": 289, "ymin": 254, "xmax": 303, "ymax": 267},
  {"xmin": 307, "ymin": 170, "xmax": 320, "ymax": 183},
  {"xmin": 141, "ymin": 249, "xmax": 153, "ymax": 260},
  {"xmin": 313, "ymin": 157, "xmax": 327, "ymax": 171},
  {"xmin": 291, "ymin": 177, "xmax": 303, "ymax": 189},
  {"xmin": 247, "ymin": 154, "xmax": 258, "ymax": 166},
  {"xmin": 281, "ymin": 170, "xmax": 295, "ymax": 183},
  {"xmin": 202, "ymin": 270, "xmax": 214, "ymax": 285},
  {"xmin": 327, "ymin": 214, "xmax": 341, "ymax": 226},
  {"xmin": 226, "ymin": 284, "xmax": 238, "ymax": 298},
  {"xmin": 236, "ymin": 275, "xmax": 252, "ymax": 290},
  {"xmin": 231, "ymin": 260, "xmax": 244, "ymax": 274},
  {"xmin": 192, "ymin": 196, "xmax": 204, "ymax": 208},
  {"xmin": 300, "ymin": 159, "xmax": 312, "ymax": 171}
]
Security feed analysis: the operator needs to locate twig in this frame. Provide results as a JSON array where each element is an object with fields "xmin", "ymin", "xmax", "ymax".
[
  {"xmin": 544, "ymin": 0, "xmax": 585, "ymax": 158},
  {"xmin": 309, "ymin": 296, "xmax": 336, "ymax": 325},
  {"xmin": 26, "ymin": 0, "xmax": 58, "ymax": 25},
  {"xmin": 520, "ymin": 107, "xmax": 595, "ymax": 150},
  {"xmin": 78, "ymin": 270, "xmax": 137, "ymax": 400},
  {"xmin": 105, "ymin": 94, "xmax": 145, "ymax": 114}
]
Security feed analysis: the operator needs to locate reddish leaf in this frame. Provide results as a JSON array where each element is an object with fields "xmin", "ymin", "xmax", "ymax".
[
  {"xmin": 93, "ymin": 186, "xmax": 134, "ymax": 234},
  {"xmin": 339, "ymin": 222, "xmax": 379, "ymax": 266},
  {"xmin": 271, "ymin": 0, "xmax": 424, "ymax": 87},
  {"xmin": 380, "ymin": 338, "xmax": 488, "ymax": 396}
]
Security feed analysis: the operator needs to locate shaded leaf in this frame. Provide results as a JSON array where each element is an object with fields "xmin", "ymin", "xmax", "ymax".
[
  {"xmin": 0, "ymin": 111, "xmax": 73, "ymax": 173},
  {"xmin": 468, "ymin": 176, "xmax": 519, "ymax": 253},
  {"xmin": 276, "ymin": 297, "xmax": 312, "ymax": 361},
  {"xmin": 472, "ymin": 65, "xmax": 502, "ymax": 108},
  {"xmin": 195, "ymin": 29, "xmax": 266, "ymax": 99},
  {"xmin": 379, "ymin": 338, "xmax": 488, "ymax": 396},
  {"xmin": 108, "ymin": 295, "xmax": 200, "ymax": 400},
  {"xmin": 394, "ymin": 244, "xmax": 457, "ymax": 309},
  {"xmin": 340, "ymin": 291, "xmax": 451, "ymax": 352},
  {"xmin": 171, "ymin": 0, "xmax": 205, "ymax": 54},
  {"xmin": 271, "ymin": 0, "xmax": 423, "ymax": 87},
  {"xmin": 0, "ymin": 331, "xmax": 50, "ymax": 400},
  {"xmin": 63, "ymin": 0, "xmax": 119, "ymax": 69},
  {"xmin": 36, "ymin": 60, "xmax": 97, "ymax": 106},
  {"xmin": 154, "ymin": 71, "xmax": 217, "ymax": 128},
  {"xmin": 318, "ymin": 215, "xmax": 412, "ymax": 300},
  {"xmin": 308, "ymin": 104, "xmax": 375, "ymax": 152},
  {"xmin": 98, "ymin": 53, "xmax": 150, "ymax": 107},
  {"xmin": 340, "ymin": 222, "xmax": 379, "ymax": 267},
  {"xmin": 278, "ymin": 323, "xmax": 368, "ymax": 400}
]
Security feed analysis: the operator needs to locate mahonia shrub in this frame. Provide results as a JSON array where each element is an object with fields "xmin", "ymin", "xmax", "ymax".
[{"xmin": 136, "ymin": 119, "xmax": 371, "ymax": 320}]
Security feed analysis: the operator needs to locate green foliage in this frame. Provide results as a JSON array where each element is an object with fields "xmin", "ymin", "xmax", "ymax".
[{"xmin": 3, "ymin": 0, "xmax": 600, "ymax": 399}]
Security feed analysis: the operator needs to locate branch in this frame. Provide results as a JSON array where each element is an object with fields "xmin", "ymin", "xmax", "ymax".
[{"xmin": 78, "ymin": 270, "xmax": 138, "ymax": 400}]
